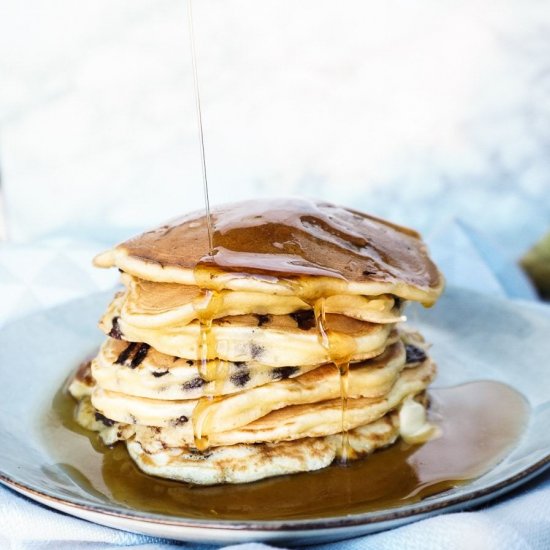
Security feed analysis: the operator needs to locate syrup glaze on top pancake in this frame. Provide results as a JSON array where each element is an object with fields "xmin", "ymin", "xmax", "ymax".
[{"xmin": 94, "ymin": 198, "xmax": 443, "ymax": 304}]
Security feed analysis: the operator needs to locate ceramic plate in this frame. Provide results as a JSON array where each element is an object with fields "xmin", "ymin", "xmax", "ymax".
[{"xmin": 0, "ymin": 287, "xmax": 549, "ymax": 546}]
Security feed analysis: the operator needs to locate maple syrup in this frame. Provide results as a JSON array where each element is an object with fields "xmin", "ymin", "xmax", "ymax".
[
  {"xmin": 312, "ymin": 296, "xmax": 357, "ymax": 462},
  {"xmin": 46, "ymin": 378, "xmax": 528, "ymax": 520}
]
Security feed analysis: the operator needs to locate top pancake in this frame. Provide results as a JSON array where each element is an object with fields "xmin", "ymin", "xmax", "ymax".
[{"xmin": 94, "ymin": 198, "xmax": 444, "ymax": 305}]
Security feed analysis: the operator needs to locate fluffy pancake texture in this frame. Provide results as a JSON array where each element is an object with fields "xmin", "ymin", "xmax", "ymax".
[
  {"xmin": 100, "ymin": 293, "xmax": 396, "ymax": 366},
  {"xmin": 89, "ymin": 340, "xmax": 409, "ymax": 432},
  {"xmin": 70, "ymin": 199, "xmax": 443, "ymax": 485},
  {"xmin": 71, "ymin": 358, "xmax": 435, "ymax": 449},
  {"xmin": 119, "ymin": 274, "xmax": 404, "ymax": 328},
  {"xmin": 126, "ymin": 414, "xmax": 400, "ymax": 485},
  {"xmin": 93, "ymin": 338, "xmax": 313, "ymax": 400},
  {"xmin": 73, "ymin": 387, "xmax": 400, "ymax": 485},
  {"xmin": 92, "ymin": 333, "xmax": 401, "ymax": 400}
]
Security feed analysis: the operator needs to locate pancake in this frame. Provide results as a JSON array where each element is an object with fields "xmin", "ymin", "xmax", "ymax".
[
  {"xmin": 73, "ymin": 390, "xmax": 401, "ymax": 485},
  {"xmin": 100, "ymin": 293, "xmax": 396, "ymax": 366},
  {"xmin": 93, "ymin": 338, "xmax": 312, "ymax": 400},
  {"xmin": 90, "ymin": 341, "xmax": 408, "ymax": 432},
  {"xmin": 94, "ymin": 198, "xmax": 444, "ymax": 305},
  {"xmin": 198, "ymin": 359, "xmax": 435, "ymax": 447},
  {"xmin": 68, "ymin": 360, "xmax": 95, "ymax": 400},
  {"xmin": 126, "ymin": 413, "xmax": 400, "ymax": 485},
  {"xmin": 78, "ymin": 359, "xmax": 435, "ymax": 451},
  {"xmin": 92, "ymin": 331, "xmax": 402, "ymax": 400},
  {"xmin": 192, "ymin": 341, "xmax": 406, "ymax": 437},
  {"xmin": 120, "ymin": 274, "xmax": 404, "ymax": 328}
]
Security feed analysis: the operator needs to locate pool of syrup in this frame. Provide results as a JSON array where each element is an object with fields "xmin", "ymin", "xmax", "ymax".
[{"xmin": 45, "ymin": 379, "xmax": 528, "ymax": 521}]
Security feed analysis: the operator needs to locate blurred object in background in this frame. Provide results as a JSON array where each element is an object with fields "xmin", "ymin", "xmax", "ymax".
[
  {"xmin": 521, "ymin": 232, "xmax": 550, "ymax": 299},
  {"xmin": 0, "ymin": 0, "xmax": 549, "ymax": 262}
]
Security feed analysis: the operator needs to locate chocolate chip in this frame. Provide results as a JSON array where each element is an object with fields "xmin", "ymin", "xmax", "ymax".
[
  {"xmin": 115, "ymin": 343, "xmax": 138, "ymax": 365},
  {"xmin": 152, "ymin": 369, "xmax": 169, "ymax": 378},
  {"xmin": 290, "ymin": 310, "xmax": 315, "ymax": 330},
  {"xmin": 95, "ymin": 412, "xmax": 115, "ymax": 427},
  {"xmin": 186, "ymin": 360, "xmax": 194, "ymax": 366},
  {"xmin": 188, "ymin": 448, "xmax": 212, "ymax": 459},
  {"xmin": 405, "ymin": 344, "xmax": 427, "ymax": 364},
  {"xmin": 130, "ymin": 343, "xmax": 150, "ymax": 368},
  {"xmin": 230, "ymin": 369, "xmax": 251, "ymax": 387},
  {"xmin": 257, "ymin": 314, "xmax": 270, "ymax": 326},
  {"xmin": 172, "ymin": 415, "xmax": 188, "ymax": 426},
  {"xmin": 234, "ymin": 361, "xmax": 246, "ymax": 368},
  {"xmin": 182, "ymin": 377, "xmax": 206, "ymax": 391},
  {"xmin": 108, "ymin": 317, "xmax": 123, "ymax": 339},
  {"xmin": 271, "ymin": 366, "xmax": 299, "ymax": 380}
]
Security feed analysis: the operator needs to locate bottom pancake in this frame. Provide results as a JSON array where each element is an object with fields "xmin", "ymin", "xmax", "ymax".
[
  {"xmin": 74, "ymin": 394, "xmax": 404, "ymax": 485},
  {"xmin": 71, "ymin": 383, "xmax": 436, "ymax": 485},
  {"xmin": 126, "ymin": 413, "xmax": 400, "ymax": 485}
]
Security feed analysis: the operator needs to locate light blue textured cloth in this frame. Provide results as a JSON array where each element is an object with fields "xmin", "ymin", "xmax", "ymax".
[{"xmin": 0, "ymin": 221, "xmax": 548, "ymax": 549}]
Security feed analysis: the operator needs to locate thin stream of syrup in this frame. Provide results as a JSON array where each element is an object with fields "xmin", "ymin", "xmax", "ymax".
[
  {"xmin": 187, "ymin": 0, "xmax": 219, "ymax": 450},
  {"xmin": 187, "ymin": 0, "xmax": 213, "ymax": 253},
  {"xmin": 313, "ymin": 296, "xmax": 356, "ymax": 462}
]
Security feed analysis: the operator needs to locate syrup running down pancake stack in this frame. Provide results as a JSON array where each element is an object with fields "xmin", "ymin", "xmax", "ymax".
[{"xmin": 68, "ymin": 198, "xmax": 444, "ymax": 485}]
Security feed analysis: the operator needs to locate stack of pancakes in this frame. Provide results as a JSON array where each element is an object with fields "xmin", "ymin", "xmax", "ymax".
[{"xmin": 69, "ymin": 198, "xmax": 444, "ymax": 485}]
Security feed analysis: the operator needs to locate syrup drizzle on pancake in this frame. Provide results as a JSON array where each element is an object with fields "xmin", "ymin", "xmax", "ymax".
[
  {"xmin": 191, "ymin": 285, "xmax": 221, "ymax": 450},
  {"xmin": 118, "ymin": 198, "xmax": 441, "ymax": 298},
  {"xmin": 313, "ymin": 297, "xmax": 357, "ymax": 462}
]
